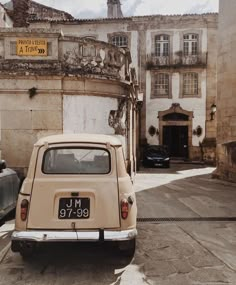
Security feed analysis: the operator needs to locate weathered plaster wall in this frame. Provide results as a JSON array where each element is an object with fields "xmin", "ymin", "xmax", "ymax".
[
  {"xmin": 63, "ymin": 95, "xmax": 118, "ymax": 135},
  {"xmin": 0, "ymin": 77, "xmax": 131, "ymax": 174},
  {"xmin": 146, "ymin": 70, "xmax": 207, "ymax": 147},
  {"xmin": 143, "ymin": 17, "xmax": 217, "ymax": 161},
  {"xmin": 0, "ymin": 77, "xmax": 62, "ymax": 173},
  {"xmin": 216, "ymin": 0, "xmax": 236, "ymax": 182},
  {"xmin": 29, "ymin": 15, "xmax": 218, "ymax": 161},
  {"xmin": 0, "ymin": 30, "xmax": 137, "ymax": 176},
  {"xmin": 31, "ymin": 21, "xmax": 139, "ymax": 74},
  {"xmin": 145, "ymin": 28, "xmax": 208, "ymax": 149}
]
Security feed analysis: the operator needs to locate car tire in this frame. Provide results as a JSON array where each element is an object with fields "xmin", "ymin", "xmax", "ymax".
[
  {"xmin": 143, "ymin": 163, "xmax": 148, "ymax": 168},
  {"xmin": 118, "ymin": 238, "xmax": 136, "ymax": 257},
  {"xmin": 19, "ymin": 242, "xmax": 36, "ymax": 259},
  {"xmin": 165, "ymin": 162, "xmax": 170, "ymax": 168},
  {"xmin": 20, "ymin": 249, "xmax": 34, "ymax": 260},
  {"xmin": 11, "ymin": 240, "xmax": 20, "ymax": 252}
]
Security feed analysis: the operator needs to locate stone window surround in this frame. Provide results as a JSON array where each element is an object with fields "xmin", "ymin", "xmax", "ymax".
[
  {"xmin": 151, "ymin": 71, "xmax": 172, "ymax": 99},
  {"xmin": 183, "ymin": 34, "xmax": 198, "ymax": 55},
  {"xmin": 151, "ymin": 31, "xmax": 174, "ymax": 58},
  {"xmin": 179, "ymin": 29, "xmax": 203, "ymax": 56},
  {"xmin": 107, "ymin": 31, "xmax": 131, "ymax": 49},
  {"xmin": 154, "ymin": 34, "xmax": 169, "ymax": 56},
  {"xmin": 179, "ymin": 70, "xmax": 202, "ymax": 98}
]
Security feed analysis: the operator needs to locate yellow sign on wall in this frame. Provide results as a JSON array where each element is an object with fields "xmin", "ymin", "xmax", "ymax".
[{"xmin": 17, "ymin": 39, "xmax": 47, "ymax": 56}]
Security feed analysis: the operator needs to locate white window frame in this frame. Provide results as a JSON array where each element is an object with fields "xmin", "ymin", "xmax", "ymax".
[
  {"xmin": 183, "ymin": 33, "xmax": 198, "ymax": 56},
  {"xmin": 111, "ymin": 35, "xmax": 128, "ymax": 48},
  {"xmin": 151, "ymin": 72, "xmax": 172, "ymax": 98},
  {"xmin": 155, "ymin": 34, "xmax": 169, "ymax": 57},
  {"xmin": 183, "ymin": 72, "xmax": 198, "ymax": 96}
]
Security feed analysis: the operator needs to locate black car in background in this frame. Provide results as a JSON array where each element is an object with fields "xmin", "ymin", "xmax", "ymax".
[
  {"xmin": 0, "ymin": 160, "xmax": 20, "ymax": 223},
  {"xmin": 143, "ymin": 145, "xmax": 170, "ymax": 168}
]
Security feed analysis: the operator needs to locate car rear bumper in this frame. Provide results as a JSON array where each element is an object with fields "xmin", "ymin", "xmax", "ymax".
[{"xmin": 11, "ymin": 229, "xmax": 137, "ymax": 243}]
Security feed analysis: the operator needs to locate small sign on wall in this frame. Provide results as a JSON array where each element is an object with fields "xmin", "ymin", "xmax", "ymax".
[{"xmin": 17, "ymin": 38, "xmax": 47, "ymax": 56}]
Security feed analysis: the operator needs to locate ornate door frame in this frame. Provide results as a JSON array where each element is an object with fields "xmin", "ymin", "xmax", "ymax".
[{"xmin": 158, "ymin": 103, "xmax": 194, "ymax": 152}]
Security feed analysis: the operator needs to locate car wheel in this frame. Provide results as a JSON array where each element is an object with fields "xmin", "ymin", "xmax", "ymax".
[
  {"xmin": 11, "ymin": 240, "xmax": 20, "ymax": 252},
  {"xmin": 118, "ymin": 238, "xmax": 136, "ymax": 257},
  {"xmin": 143, "ymin": 162, "xmax": 148, "ymax": 168}
]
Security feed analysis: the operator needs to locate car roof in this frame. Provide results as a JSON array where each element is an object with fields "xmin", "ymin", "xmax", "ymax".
[
  {"xmin": 145, "ymin": 145, "xmax": 167, "ymax": 149},
  {"xmin": 35, "ymin": 133, "xmax": 123, "ymax": 147},
  {"xmin": 144, "ymin": 145, "xmax": 168, "ymax": 152}
]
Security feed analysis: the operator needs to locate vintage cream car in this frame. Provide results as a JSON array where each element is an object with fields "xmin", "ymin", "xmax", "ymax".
[{"xmin": 11, "ymin": 134, "xmax": 137, "ymax": 257}]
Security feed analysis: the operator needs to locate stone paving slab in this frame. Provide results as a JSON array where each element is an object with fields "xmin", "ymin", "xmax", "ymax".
[
  {"xmin": 180, "ymin": 222, "xmax": 236, "ymax": 271},
  {"xmin": 135, "ymin": 223, "xmax": 236, "ymax": 284},
  {"xmin": 1, "ymin": 166, "xmax": 236, "ymax": 284},
  {"xmin": 1, "ymin": 222, "xmax": 236, "ymax": 285},
  {"xmin": 136, "ymin": 173, "xmax": 236, "ymax": 219}
]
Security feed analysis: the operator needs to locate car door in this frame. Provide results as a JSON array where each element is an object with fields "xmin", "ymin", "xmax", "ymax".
[
  {"xmin": 27, "ymin": 143, "xmax": 121, "ymax": 230},
  {"xmin": 0, "ymin": 170, "xmax": 14, "ymax": 219}
]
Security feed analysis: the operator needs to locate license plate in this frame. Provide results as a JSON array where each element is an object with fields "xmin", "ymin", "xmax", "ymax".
[
  {"xmin": 154, "ymin": 163, "xmax": 162, "ymax": 166},
  {"xmin": 58, "ymin": 198, "xmax": 90, "ymax": 219}
]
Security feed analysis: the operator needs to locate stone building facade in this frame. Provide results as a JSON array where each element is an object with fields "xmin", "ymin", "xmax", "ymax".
[
  {"xmin": 1, "ymin": 0, "xmax": 218, "ymax": 165},
  {"xmin": 215, "ymin": 0, "xmax": 236, "ymax": 182},
  {"xmin": 0, "ymin": 28, "xmax": 139, "ymax": 176},
  {"xmin": 29, "ymin": 11, "xmax": 218, "ymax": 162}
]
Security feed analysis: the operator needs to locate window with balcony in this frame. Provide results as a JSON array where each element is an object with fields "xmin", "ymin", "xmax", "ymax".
[
  {"xmin": 111, "ymin": 35, "xmax": 128, "ymax": 48},
  {"xmin": 153, "ymin": 73, "xmax": 170, "ymax": 97},
  {"xmin": 155, "ymin": 34, "xmax": 169, "ymax": 56},
  {"xmin": 183, "ymin": 34, "xmax": 198, "ymax": 56},
  {"xmin": 183, "ymin": 72, "xmax": 198, "ymax": 96}
]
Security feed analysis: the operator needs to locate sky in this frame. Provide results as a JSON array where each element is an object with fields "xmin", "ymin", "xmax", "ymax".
[{"xmin": 0, "ymin": 0, "xmax": 219, "ymax": 19}]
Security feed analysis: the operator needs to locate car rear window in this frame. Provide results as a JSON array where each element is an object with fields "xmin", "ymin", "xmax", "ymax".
[{"xmin": 42, "ymin": 147, "xmax": 110, "ymax": 174}]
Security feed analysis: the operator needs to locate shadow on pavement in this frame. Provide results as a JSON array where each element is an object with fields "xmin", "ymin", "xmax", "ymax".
[
  {"xmin": 4, "ymin": 242, "xmax": 133, "ymax": 285},
  {"xmin": 138, "ymin": 163, "xmax": 207, "ymax": 174}
]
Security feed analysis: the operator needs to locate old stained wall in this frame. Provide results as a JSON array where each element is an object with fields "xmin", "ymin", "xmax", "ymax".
[
  {"xmin": 0, "ymin": 77, "xmax": 62, "ymax": 171},
  {"xmin": 216, "ymin": 0, "xmax": 236, "ymax": 182},
  {"xmin": 0, "ymin": 30, "xmax": 137, "ymax": 176},
  {"xmin": 30, "ymin": 13, "xmax": 218, "ymax": 162}
]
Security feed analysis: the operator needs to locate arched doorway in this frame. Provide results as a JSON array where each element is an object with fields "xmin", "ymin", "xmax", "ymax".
[{"xmin": 158, "ymin": 104, "xmax": 193, "ymax": 159}]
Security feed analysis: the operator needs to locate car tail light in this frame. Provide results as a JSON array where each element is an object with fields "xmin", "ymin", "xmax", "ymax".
[
  {"xmin": 21, "ymin": 199, "xmax": 29, "ymax": 221},
  {"xmin": 121, "ymin": 199, "xmax": 129, "ymax": 219}
]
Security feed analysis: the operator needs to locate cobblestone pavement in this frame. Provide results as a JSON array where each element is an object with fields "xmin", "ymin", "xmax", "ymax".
[{"xmin": 0, "ymin": 164, "xmax": 236, "ymax": 284}]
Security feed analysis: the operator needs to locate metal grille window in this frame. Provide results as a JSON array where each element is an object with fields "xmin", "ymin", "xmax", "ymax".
[
  {"xmin": 111, "ymin": 35, "xmax": 128, "ymax": 47},
  {"xmin": 183, "ymin": 73, "xmax": 198, "ymax": 95},
  {"xmin": 155, "ymin": 35, "xmax": 169, "ymax": 56},
  {"xmin": 154, "ymin": 73, "xmax": 169, "ymax": 96},
  {"xmin": 183, "ymin": 34, "xmax": 198, "ymax": 55}
]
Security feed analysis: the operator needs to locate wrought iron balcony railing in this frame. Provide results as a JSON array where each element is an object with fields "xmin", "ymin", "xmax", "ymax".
[{"xmin": 146, "ymin": 52, "xmax": 207, "ymax": 69}]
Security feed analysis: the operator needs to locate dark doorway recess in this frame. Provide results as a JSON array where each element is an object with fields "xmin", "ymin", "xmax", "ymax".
[
  {"xmin": 163, "ymin": 126, "xmax": 188, "ymax": 158},
  {"xmin": 163, "ymin": 112, "xmax": 189, "ymax": 121}
]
